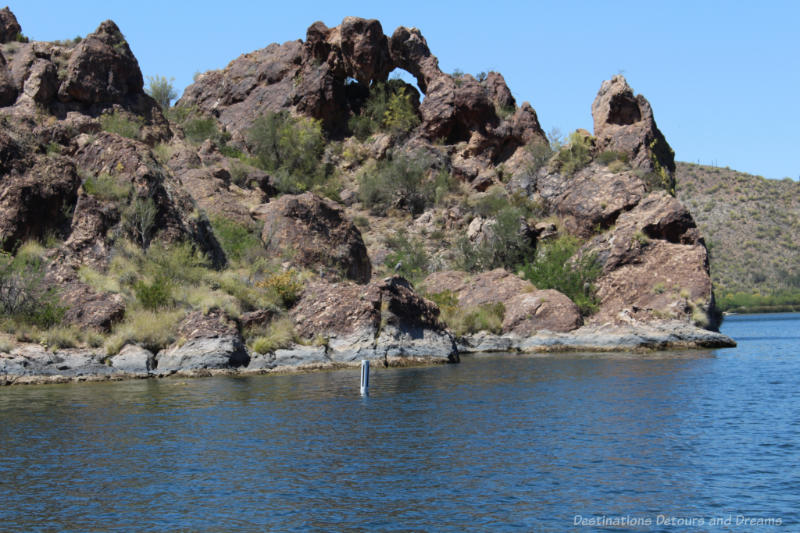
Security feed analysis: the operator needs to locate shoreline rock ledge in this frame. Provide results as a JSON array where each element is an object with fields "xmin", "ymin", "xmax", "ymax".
[{"xmin": 1, "ymin": 320, "xmax": 734, "ymax": 386}]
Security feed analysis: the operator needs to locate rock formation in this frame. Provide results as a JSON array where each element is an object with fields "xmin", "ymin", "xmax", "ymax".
[
  {"xmin": 592, "ymin": 75, "xmax": 675, "ymax": 191},
  {"xmin": 260, "ymin": 192, "xmax": 372, "ymax": 283},
  {"xmin": 0, "ymin": 8, "xmax": 735, "ymax": 385}
]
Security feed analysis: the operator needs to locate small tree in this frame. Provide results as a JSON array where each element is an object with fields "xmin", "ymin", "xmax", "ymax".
[
  {"xmin": 146, "ymin": 75, "xmax": 177, "ymax": 110},
  {"xmin": 125, "ymin": 197, "xmax": 158, "ymax": 249}
]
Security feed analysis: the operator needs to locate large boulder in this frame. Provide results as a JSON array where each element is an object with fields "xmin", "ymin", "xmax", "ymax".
[
  {"xmin": 0, "ymin": 7, "xmax": 21, "ymax": 44},
  {"xmin": 59, "ymin": 20, "xmax": 144, "ymax": 104},
  {"xmin": 592, "ymin": 75, "xmax": 675, "ymax": 190},
  {"xmin": 156, "ymin": 310, "xmax": 250, "ymax": 372},
  {"xmin": 0, "ymin": 152, "xmax": 81, "ymax": 251},
  {"xmin": 290, "ymin": 276, "xmax": 456, "ymax": 362},
  {"xmin": 422, "ymin": 269, "xmax": 583, "ymax": 335},
  {"xmin": 583, "ymin": 191, "xmax": 715, "ymax": 328},
  {"xmin": 260, "ymin": 192, "xmax": 371, "ymax": 283},
  {"xmin": 535, "ymin": 162, "xmax": 647, "ymax": 237}
]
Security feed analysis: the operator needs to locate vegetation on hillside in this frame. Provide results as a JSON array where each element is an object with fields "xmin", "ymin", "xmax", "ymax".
[{"xmin": 676, "ymin": 162, "xmax": 800, "ymax": 312}]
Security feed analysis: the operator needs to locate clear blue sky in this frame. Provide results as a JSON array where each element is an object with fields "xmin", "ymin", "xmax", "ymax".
[{"xmin": 10, "ymin": 1, "xmax": 800, "ymax": 180}]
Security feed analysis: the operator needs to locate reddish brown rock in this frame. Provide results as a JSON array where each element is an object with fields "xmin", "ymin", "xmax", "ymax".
[
  {"xmin": 290, "ymin": 276, "xmax": 455, "ymax": 361},
  {"xmin": 177, "ymin": 309, "xmax": 239, "ymax": 340},
  {"xmin": 63, "ymin": 193, "xmax": 120, "ymax": 268},
  {"xmin": 22, "ymin": 58, "xmax": 57, "ymax": 103},
  {"xmin": 59, "ymin": 20, "xmax": 143, "ymax": 104},
  {"xmin": 502, "ymin": 290, "xmax": 583, "ymax": 334},
  {"xmin": 536, "ymin": 162, "xmax": 647, "ymax": 237},
  {"xmin": 338, "ymin": 17, "xmax": 393, "ymax": 86},
  {"xmin": 0, "ymin": 153, "xmax": 81, "ymax": 251},
  {"xmin": 59, "ymin": 281, "xmax": 125, "ymax": 332},
  {"xmin": 422, "ymin": 269, "xmax": 583, "ymax": 334},
  {"xmin": 583, "ymin": 191, "xmax": 714, "ymax": 327},
  {"xmin": 388, "ymin": 26, "xmax": 441, "ymax": 93},
  {"xmin": 0, "ymin": 7, "xmax": 21, "ymax": 44},
  {"xmin": 423, "ymin": 268, "xmax": 533, "ymax": 308},
  {"xmin": 260, "ymin": 192, "xmax": 371, "ymax": 283},
  {"xmin": 592, "ymin": 75, "xmax": 675, "ymax": 189}
]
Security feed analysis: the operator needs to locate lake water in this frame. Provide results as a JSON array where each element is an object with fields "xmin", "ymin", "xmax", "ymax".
[{"xmin": 1, "ymin": 314, "xmax": 798, "ymax": 532}]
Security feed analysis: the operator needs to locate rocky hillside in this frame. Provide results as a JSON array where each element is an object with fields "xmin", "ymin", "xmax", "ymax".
[
  {"xmin": 676, "ymin": 162, "xmax": 800, "ymax": 311},
  {"xmin": 0, "ymin": 9, "xmax": 733, "ymax": 383}
]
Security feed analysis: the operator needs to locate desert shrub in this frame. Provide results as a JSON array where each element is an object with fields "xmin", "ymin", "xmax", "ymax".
[
  {"xmin": 348, "ymin": 80, "xmax": 420, "ymax": 140},
  {"xmin": 384, "ymin": 232, "xmax": 429, "ymax": 283},
  {"xmin": 0, "ymin": 245, "xmax": 66, "ymax": 329},
  {"xmin": 425, "ymin": 290, "xmax": 505, "ymax": 336},
  {"xmin": 358, "ymin": 150, "xmax": 436, "ymax": 215},
  {"xmin": 597, "ymin": 150, "xmax": 627, "ymax": 166},
  {"xmin": 183, "ymin": 117, "xmax": 219, "ymax": 144},
  {"xmin": 469, "ymin": 186, "xmax": 509, "ymax": 218},
  {"xmin": 146, "ymin": 75, "xmax": 177, "ymax": 110},
  {"xmin": 247, "ymin": 111, "xmax": 329, "ymax": 193},
  {"xmin": 555, "ymin": 131, "xmax": 593, "ymax": 176},
  {"xmin": 43, "ymin": 326, "xmax": 81, "ymax": 350},
  {"xmin": 123, "ymin": 197, "xmax": 158, "ymax": 249},
  {"xmin": 249, "ymin": 317, "xmax": 296, "ymax": 354},
  {"xmin": 526, "ymin": 141, "xmax": 553, "ymax": 175},
  {"xmin": 0, "ymin": 337, "xmax": 13, "ymax": 353},
  {"xmin": 209, "ymin": 216, "xmax": 264, "ymax": 264},
  {"xmin": 105, "ymin": 309, "xmax": 184, "ymax": 355},
  {"xmin": 134, "ymin": 277, "xmax": 172, "ymax": 310},
  {"xmin": 520, "ymin": 235, "xmax": 601, "ymax": 315},
  {"xmin": 256, "ymin": 270, "xmax": 303, "ymax": 308},
  {"xmin": 454, "ymin": 206, "xmax": 535, "ymax": 272},
  {"xmin": 100, "ymin": 111, "xmax": 143, "ymax": 140},
  {"xmin": 82, "ymin": 173, "xmax": 132, "ymax": 202}
]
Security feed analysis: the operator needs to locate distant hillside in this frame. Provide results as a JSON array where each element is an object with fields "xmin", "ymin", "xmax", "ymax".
[{"xmin": 676, "ymin": 162, "xmax": 800, "ymax": 312}]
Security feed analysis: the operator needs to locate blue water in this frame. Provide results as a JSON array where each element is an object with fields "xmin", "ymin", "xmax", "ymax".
[{"xmin": 1, "ymin": 314, "xmax": 798, "ymax": 532}]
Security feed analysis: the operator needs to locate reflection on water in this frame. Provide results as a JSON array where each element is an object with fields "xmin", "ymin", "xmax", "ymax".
[{"xmin": 1, "ymin": 315, "xmax": 798, "ymax": 531}]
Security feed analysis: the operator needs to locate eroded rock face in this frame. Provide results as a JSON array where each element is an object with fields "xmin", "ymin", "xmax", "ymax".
[
  {"xmin": 592, "ymin": 75, "xmax": 675, "ymax": 188},
  {"xmin": 0, "ymin": 7, "xmax": 21, "ymax": 44},
  {"xmin": 260, "ymin": 192, "xmax": 371, "ymax": 283},
  {"xmin": 178, "ymin": 17, "xmax": 546, "ymax": 165},
  {"xmin": 156, "ymin": 310, "xmax": 249, "ymax": 372},
  {"xmin": 0, "ymin": 151, "xmax": 81, "ymax": 251},
  {"xmin": 59, "ymin": 20, "xmax": 143, "ymax": 104},
  {"xmin": 502, "ymin": 290, "xmax": 583, "ymax": 334},
  {"xmin": 0, "ymin": 51, "xmax": 17, "ymax": 106},
  {"xmin": 536, "ymin": 162, "xmax": 647, "ymax": 237},
  {"xmin": 583, "ymin": 191, "xmax": 715, "ymax": 328},
  {"xmin": 290, "ymin": 276, "xmax": 456, "ymax": 361},
  {"xmin": 422, "ymin": 269, "xmax": 583, "ymax": 334}
]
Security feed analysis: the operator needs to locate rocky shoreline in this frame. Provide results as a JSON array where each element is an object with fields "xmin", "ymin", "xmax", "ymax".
[{"xmin": 1, "ymin": 320, "xmax": 735, "ymax": 386}]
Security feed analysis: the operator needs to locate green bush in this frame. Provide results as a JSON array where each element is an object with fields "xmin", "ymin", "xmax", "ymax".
[
  {"xmin": 256, "ymin": 270, "xmax": 303, "ymax": 308},
  {"xmin": 348, "ymin": 80, "xmax": 420, "ymax": 140},
  {"xmin": 555, "ymin": 131, "xmax": 593, "ymax": 176},
  {"xmin": 597, "ymin": 150, "xmax": 627, "ymax": 166},
  {"xmin": 100, "ymin": 112, "xmax": 143, "ymax": 140},
  {"xmin": 247, "ymin": 111, "xmax": 329, "ymax": 193},
  {"xmin": 453, "ymin": 206, "xmax": 535, "ymax": 272},
  {"xmin": 0, "ymin": 245, "xmax": 66, "ymax": 328},
  {"xmin": 123, "ymin": 197, "xmax": 158, "ymax": 249},
  {"xmin": 82, "ymin": 173, "xmax": 132, "ymax": 202},
  {"xmin": 209, "ymin": 216, "xmax": 264, "ymax": 264},
  {"xmin": 145, "ymin": 75, "xmax": 177, "ymax": 110},
  {"xmin": 384, "ymin": 232, "xmax": 429, "ymax": 284},
  {"xmin": 359, "ymin": 150, "xmax": 439, "ymax": 215},
  {"xmin": 183, "ymin": 117, "xmax": 220, "ymax": 144},
  {"xmin": 520, "ymin": 235, "xmax": 601, "ymax": 315},
  {"xmin": 249, "ymin": 317, "xmax": 296, "ymax": 354},
  {"xmin": 134, "ymin": 277, "xmax": 172, "ymax": 310},
  {"xmin": 425, "ymin": 291, "xmax": 505, "ymax": 336}
]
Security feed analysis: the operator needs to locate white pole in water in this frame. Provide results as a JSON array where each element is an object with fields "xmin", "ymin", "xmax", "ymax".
[{"xmin": 360, "ymin": 359, "xmax": 369, "ymax": 396}]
